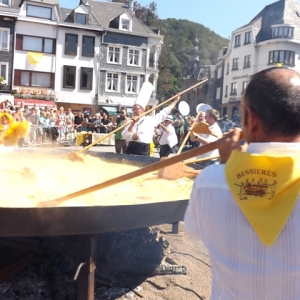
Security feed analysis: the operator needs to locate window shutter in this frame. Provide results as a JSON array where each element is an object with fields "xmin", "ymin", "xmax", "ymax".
[
  {"xmin": 50, "ymin": 73, "xmax": 55, "ymax": 89},
  {"xmin": 52, "ymin": 39, "xmax": 56, "ymax": 54},
  {"xmin": 14, "ymin": 70, "xmax": 21, "ymax": 86},
  {"xmin": 15, "ymin": 34, "xmax": 22, "ymax": 50}
]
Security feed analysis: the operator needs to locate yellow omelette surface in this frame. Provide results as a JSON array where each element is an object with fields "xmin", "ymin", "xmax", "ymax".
[{"xmin": 0, "ymin": 150, "xmax": 193, "ymax": 208}]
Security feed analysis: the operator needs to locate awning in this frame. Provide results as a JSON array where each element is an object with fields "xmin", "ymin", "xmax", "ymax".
[{"xmin": 14, "ymin": 99, "xmax": 56, "ymax": 109}]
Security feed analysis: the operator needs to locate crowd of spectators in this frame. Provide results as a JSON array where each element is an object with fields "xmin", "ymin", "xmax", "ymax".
[{"xmin": 0, "ymin": 99, "xmax": 120, "ymax": 147}]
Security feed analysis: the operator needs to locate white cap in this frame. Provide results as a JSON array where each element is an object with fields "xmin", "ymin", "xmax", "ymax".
[
  {"xmin": 165, "ymin": 115, "xmax": 173, "ymax": 122},
  {"xmin": 196, "ymin": 103, "xmax": 212, "ymax": 113},
  {"xmin": 134, "ymin": 82, "xmax": 154, "ymax": 110}
]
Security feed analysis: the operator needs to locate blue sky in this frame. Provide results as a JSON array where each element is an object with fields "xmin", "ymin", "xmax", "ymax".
[{"xmin": 60, "ymin": 0, "xmax": 278, "ymax": 38}]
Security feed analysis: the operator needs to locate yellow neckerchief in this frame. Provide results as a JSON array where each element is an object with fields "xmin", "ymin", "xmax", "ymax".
[{"xmin": 225, "ymin": 150, "xmax": 300, "ymax": 246}]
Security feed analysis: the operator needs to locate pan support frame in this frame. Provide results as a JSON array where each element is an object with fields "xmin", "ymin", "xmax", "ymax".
[{"xmin": 77, "ymin": 234, "xmax": 97, "ymax": 300}]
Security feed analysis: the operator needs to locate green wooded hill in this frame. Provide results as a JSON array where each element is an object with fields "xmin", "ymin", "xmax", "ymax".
[
  {"xmin": 157, "ymin": 18, "xmax": 229, "ymax": 101},
  {"xmin": 111, "ymin": 0, "xmax": 229, "ymax": 101}
]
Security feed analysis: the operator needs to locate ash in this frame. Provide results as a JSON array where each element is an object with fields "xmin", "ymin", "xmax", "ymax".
[{"xmin": 0, "ymin": 227, "xmax": 173, "ymax": 300}]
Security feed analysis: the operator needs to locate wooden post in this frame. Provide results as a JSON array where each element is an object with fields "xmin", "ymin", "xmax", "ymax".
[
  {"xmin": 77, "ymin": 234, "xmax": 97, "ymax": 300},
  {"xmin": 172, "ymin": 222, "xmax": 180, "ymax": 234}
]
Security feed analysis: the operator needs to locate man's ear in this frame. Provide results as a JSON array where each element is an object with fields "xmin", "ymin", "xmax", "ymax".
[{"xmin": 247, "ymin": 107, "xmax": 260, "ymax": 134}]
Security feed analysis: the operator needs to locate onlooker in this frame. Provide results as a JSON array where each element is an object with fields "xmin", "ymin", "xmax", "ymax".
[
  {"xmin": 64, "ymin": 108, "xmax": 74, "ymax": 140},
  {"xmin": 173, "ymin": 110, "xmax": 184, "ymax": 145},
  {"xmin": 29, "ymin": 108, "xmax": 39, "ymax": 142},
  {"xmin": 115, "ymin": 107, "xmax": 129, "ymax": 154},
  {"xmin": 156, "ymin": 115, "xmax": 178, "ymax": 157},
  {"xmin": 190, "ymin": 109, "xmax": 222, "ymax": 167},
  {"xmin": 74, "ymin": 112, "xmax": 84, "ymax": 132},
  {"xmin": 93, "ymin": 113, "xmax": 102, "ymax": 133},
  {"xmin": 101, "ymin": 113, "xmax": 112, "ymax": 133},
  {"xmin": 221, "ymin": 114, "xmax": 232, "ymax": 133},
  {"xmin": 38, "ymin": 112, "xmax": 46, "ymax": 143}
]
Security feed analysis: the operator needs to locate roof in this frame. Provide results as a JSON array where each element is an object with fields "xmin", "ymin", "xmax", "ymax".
[
  {"xmin": 239, "ymin": 0, "xmax": 300, "ymax": 43},
  {"xmin": 80, "ymin": 0, "xmax": 162, "ymax": 37},
  {"xmin": 59, "ymin": 4, "xmax": 102, "ymax": 30},
  {"xmin": 185, "ymin": 61, "xmax": 215, "ymax": 80}
]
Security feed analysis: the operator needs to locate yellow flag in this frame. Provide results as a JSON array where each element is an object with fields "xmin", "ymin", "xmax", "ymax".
[
  {"xmin": 28, "ymin": 52, "xmax": 43, "ymax": 64},
  {"xmin": 225, "ymin": 150, "xmax": 300, "ymax": 246}
]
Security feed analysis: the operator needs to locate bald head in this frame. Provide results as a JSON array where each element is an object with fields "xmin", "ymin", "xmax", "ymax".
[{"xmin": 244, "ymin": 67, "xmax": 300, "ymax": 137}]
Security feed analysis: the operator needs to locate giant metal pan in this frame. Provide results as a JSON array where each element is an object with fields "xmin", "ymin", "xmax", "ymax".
[{"xmin": 0, "ymin": 149, "xmax": 189, "ymax": 237}]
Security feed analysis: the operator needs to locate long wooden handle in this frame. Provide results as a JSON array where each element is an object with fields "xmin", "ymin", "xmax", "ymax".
[
  {"xmin": 176, "ymin": 111, "xmax": 202, "ymax": 155},
  {"xmin": 39, "ymin": 132, "xmax": 243, "ymax": 207},
  {"xmin": 183, "ymin": 155, "xmax": 220, "ymax": 165},
  {"xmin": 76, "ymin": 79, "xmax": 208, "ymax": 154}
]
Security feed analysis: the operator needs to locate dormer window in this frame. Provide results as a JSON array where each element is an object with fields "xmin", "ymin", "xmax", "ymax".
[
  {"xmin": 76, "ymin": 13, "xmax": 86, "ymax": 25},
  {"xmin": 122, "ymin": 19, "xmax": 130, "ymax": 30},
  {"xmin": 27, "ymin": 4, "xmax": 52, "ymax": 19},
  {"xmin": 0, "ymin": 0, "xmax": 9, "ymax": 5},
  {"xmin": 273, "ymin": 26, "xmax": 294, "ymax": 38}
]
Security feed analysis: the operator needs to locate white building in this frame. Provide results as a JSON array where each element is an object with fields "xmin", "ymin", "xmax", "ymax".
[
  {"xmin": 13, "ymin": 0, "xmax": 60, "ymax": 109},
  {"xmin": 83, "ymin": 0, "xmax": 164, "ymax": 114},
  {"xmin": 219, "ymin": 0, "xmax": 300, "ymax": 121},
  {"xmin": 55, "ymin": 3, "xmax": 103, "ymax": 115}
]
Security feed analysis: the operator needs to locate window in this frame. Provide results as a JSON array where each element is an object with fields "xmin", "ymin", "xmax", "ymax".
[
  {"xmin": 269, "ymin": 50, "xmax": 295, "ymax": 65},
  {"xmin": 245, "ymin": 31, "xmax": 251, "ymax": 44},
  {"xmin": 244, "ymin": 55, "xmax": 251, "ymax": 68},
  {"xmin": 63, "ymin": 66, "xmax": 76, "ymax": 89},
  {"xmin": 232, "ymin": 58, "xmax": 238, "ymax": 70},
  {"xmin": 82, "ymin": 36, "xmax": 94, "ymax": 57},
  {"xmin": 121, "ymin": 19, "xmax": 130, "ymax": 30},
  {"xmin": 226, "ymin": 62, "xmax": 229, "ymax": 74},
  {"xmin": 76, "ymin": 13, "xmax": 86, "ymax": 25},
  {"xmin": 106, "ymin": 72, "xmax": 119, "ymax": 92},
  {"xmin": 0, "ymin": 63, "xmax": 8, "ymax": 83},
  {"xmin": 217, "ymin": 66, "xmax": 222, "ymax": 79},
  {"xmin": 14, "ymin": 70, "xmax": 54, "ymax": 88},
  {"xmin": 126, "ymin": 75, "xmax": 138, "ymax": 93},
  {"xmin": 0, "ymin": 0, "xmax": 9, "ymax": 5},
  {"xmin": 225, "ymin": 85, "xmax": 228, "ymax": 97},
  {"xmin": 27, "ymin": 4, "xmax": 52, "ymax": 19},
  {"xmin": 230, "ymin": 82, "xmax": 237, "ymax": 95},
  {"xmin": 0, "ymin": 28, "xmax": 9, "ymax": 51},
  {"xmin": 108, "ymin": 46, "xmax": 121, "ymax": 64},
  {"xmin": 216, "ymin": 87, "xmax": 221, "ymax": 100},
  {"xmin": 273, "ymin": 27, "xmax": 294, "ymax": 38},
  {"xmin": 242, "ymin": 81, "xmax": 249, "ymax": 94},
  {"xmin": 80, "ymin": 67, "xmax": 93, "ymax": 90},
  {"xmin": 16, "ymin": 35, "xmax": 55, "ymax": 54},
  {"xmin": 128, "ymin": 49, "xmax": 140, "ymax": 66},
  {"xmin": 65, "ymin": 34, "xmax": 78, "ymax": 55},
  {"xmin": 234, "ymin": 35, "xmax": 241, "ymax": 47}
]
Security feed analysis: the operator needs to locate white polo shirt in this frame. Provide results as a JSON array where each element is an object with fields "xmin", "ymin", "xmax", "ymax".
[{"xmin": 185, "ymin": 142, "xmax": 300, "ymax": 300}]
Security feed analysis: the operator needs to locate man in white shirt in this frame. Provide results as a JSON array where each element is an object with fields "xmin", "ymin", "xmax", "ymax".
[
  {"xmin": 184, "ymin": 67, "xmax": 300, "ymax": 300},
  {"xmin": 190, "ymin": 109, "xmax": 222, "ymax": 166},
  {"xmin": 156, "ymin": 115, "xmax": 178, "ymax": 158},
  {"xmin": 122, "ymin": 94, "xmax": 181, "ymax": 156}
]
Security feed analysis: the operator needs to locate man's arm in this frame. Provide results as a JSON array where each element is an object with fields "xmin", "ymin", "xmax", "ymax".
[
  {"xmin": 151, "ymin": 94, "xmax": 181, "ymax": 125},
  {"xmin": 159, "ymin": 123, "xmax": 170, "ymax": 133}
]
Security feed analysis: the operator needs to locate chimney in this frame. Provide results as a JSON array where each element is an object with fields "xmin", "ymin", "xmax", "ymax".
[{"xmin": 128, "ymin": 0, "xmax": 134, "ymax": 12}]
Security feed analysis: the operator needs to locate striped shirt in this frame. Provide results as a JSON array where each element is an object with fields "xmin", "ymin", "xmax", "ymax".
[{"xmin": 185, "ymin": 142, "xmax": 300, "ymax": 300}]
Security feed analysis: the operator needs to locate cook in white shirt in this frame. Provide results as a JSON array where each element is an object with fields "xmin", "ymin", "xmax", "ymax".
[
  {"xmin": 156, "ymin": 115, "xmax": 178, "ymax": 157},
  {"xmin": 122, "ymin": 94, "xmax": 181, "ymax": 156}
]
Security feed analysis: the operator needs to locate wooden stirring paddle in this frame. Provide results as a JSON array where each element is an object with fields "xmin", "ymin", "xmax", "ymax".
[
  {"xmin": 192, "ymin": 121, "xmax": 219, "ymax": 137},
  {"xmin": 157, "ymin": 156, "xmax": 220, "ymax": 180},
  {"xmin": 67, "ymin": 79, "xmax": 208, "ymax": 162},
  {"xmin": 38, "ymin": 132, "xmax": 245, "ymax": 207}
]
